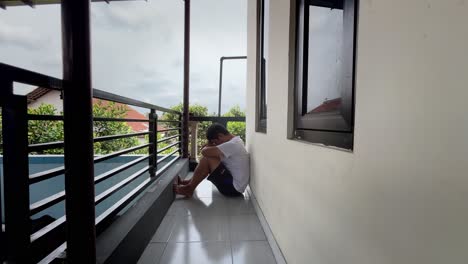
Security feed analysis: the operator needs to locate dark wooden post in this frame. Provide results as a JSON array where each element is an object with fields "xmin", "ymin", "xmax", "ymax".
[
  {"xmin": 182, "ymin": 0, "xmax": 191, "ymax": 158},
  {"xmin": 1, "ymin": 81, "xmax": 31, "ymax": 263},
  {"xmin": 61, "ymin": 0, "xmax": 96, "ymax": 262},
  {"xmin": 149, "ymin": 109, "xmax": 157, "ymax": 176}
]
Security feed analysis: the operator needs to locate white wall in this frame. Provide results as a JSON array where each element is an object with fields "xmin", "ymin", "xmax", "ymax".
[
  {"xmin": 28, "ymin": 90, "xmax": 63, "ymax": 112},
  {"xmin": 246, "ymin": 1, "xmax": 468, "ymax": 264}
]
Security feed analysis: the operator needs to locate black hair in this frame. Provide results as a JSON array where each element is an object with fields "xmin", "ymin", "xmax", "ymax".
[{"xmin": 206, "ymin": 123, "xmax": 230, "ymax": 140}]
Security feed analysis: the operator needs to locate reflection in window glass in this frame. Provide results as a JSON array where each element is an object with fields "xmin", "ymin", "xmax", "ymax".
[
  {"xmin": 306, "ymin": 6, "xmax": 343, "ymax": 115},
  {"xmin": 259, "ymin": 0, "xmax": 269, "ymax": 122},
  {"xmin": 263, "ymin": 0, "xmax": 269, "ymax": 108}
]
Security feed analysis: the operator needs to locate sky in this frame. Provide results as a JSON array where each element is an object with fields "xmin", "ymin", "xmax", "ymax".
[{"xmin": 0, "ymin": 0, "xmax": 247, "ymax": 115}]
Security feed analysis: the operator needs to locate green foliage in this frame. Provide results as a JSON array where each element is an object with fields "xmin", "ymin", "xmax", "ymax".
[
  {"xmin": 92, "ymin": 100, "xmax": 141, "ymax": 154},
  {"xmin": 161, "ymin": 103, "xmax": 210, "ymax": 158},
  {"xmin": 28, "ymin": 104, "xmax": 65, "ymax": 154},
  {"xmin": 223, "ymin": 105, "xmax": 246, "ymax": 142},
  {"xmin": 160, "ymin": 103, "xmax": 246, "ymax": 158},
  {"xmin": 0, "ymin": 102, "xmax": 245, "ymax": 158},
  {"xmin": 22, "ymin": 102, "xmax": 144, "ymax": 155}
]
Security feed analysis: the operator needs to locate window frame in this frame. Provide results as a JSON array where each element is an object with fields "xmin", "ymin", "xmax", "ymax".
[
  {"xmin": 292, "ymin": 0, "xmax": 358, "ymax": 150},
  {"xmin": 256, "ymin": 0, "xmax": 268, "ymax": 133}
]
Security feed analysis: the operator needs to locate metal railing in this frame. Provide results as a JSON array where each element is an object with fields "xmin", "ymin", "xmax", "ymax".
[{"xmin": 0, "ymin": 63, "xmax": 183, "ymax": 263}]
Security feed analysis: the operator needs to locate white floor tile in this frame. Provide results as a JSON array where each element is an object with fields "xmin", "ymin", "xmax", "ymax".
[
  {"xmin": 137, "ymin": 243, "xmax": 166, "ymax": 264},
  {"xmin": 159, "ymin": 242, "xmax": 232, "ymax": 264},
  {"xmin": 226, "ymin": 196, "xmax": 255, "ymax": 215},
  {"xmin": 232, "ymin": 241, "xmax": 277, "ymax": 264},
  {"xmin": 169, "ymin": 215, "xmax": 230, "ymax": 242},
  {"xmin": 229, "ymin": 214, "xmax": 267, "ymax": 241},
  {"xmin": 168, "ymin": 197, "xmax": 229, "ymax": 216}
]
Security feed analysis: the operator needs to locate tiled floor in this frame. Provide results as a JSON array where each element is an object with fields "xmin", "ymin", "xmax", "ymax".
[{"xmin": 137, "ymin": 176, "xmax": 277, "ymax": 264}]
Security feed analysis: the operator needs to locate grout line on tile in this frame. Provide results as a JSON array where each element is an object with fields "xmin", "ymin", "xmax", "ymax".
[{"xmin": 230, "ymin": 239, "xmax": 234, "ymax": 264}]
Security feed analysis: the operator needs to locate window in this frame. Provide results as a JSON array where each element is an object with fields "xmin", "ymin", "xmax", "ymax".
[
  {"xmin": 293, "ymin": 0, "xmax": 357, "ymax": 150},
  {"xmin": 256, "ymin": 0, "xmax": 269, "ymax": 132}
]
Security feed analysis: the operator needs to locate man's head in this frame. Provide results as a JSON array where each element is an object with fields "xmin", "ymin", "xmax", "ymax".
[{"xmin": 206, "ymin": 123, "xmax": 232, "ymax": 145}]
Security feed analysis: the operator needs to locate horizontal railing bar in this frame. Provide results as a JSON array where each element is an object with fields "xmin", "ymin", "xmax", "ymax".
[
  {"xmin": 0, "ymin": 63, "xmax": 63, "ymax": 91},
  {"xmin": 30, "ymin": 191, "xmax": 65, "ymax": 216},
  {"xmin": 156, "ymin": 149, "xmax": 179, "ymax": 165},
  {"xmin": 30, "ymin": 156, "xmax": 150, "ymax": 215},
  {"xmin": 93, "ymin": 89, "xmax": 180, "ymax": 114},
  {"xmin": 27, "ymin": 115, "xmax": 151, "ymax": 123},
  {"xmin": 96, "ymin": 177, "xmax": 151, "ymax": 233},
  {"xmin": 94, "ymin": 143, "xmax": 151, "ymax": 164},
  {"xmin": 96, "ymin": 157, "xmax": 181, "ymax": 233},
  {"xmin": 93, "ymin": 117, "xmax": 150, "ymax": 122},
  {"xmin": 189, "ymin": 116, "xmax": 246, "ymax": 122},
  {"xmin": 31, "ymin": 216, "xmax": 66, "ymax": 243},
  {"xmin": 157, "ymin": 135, "xmax": 180, "ymax": 144},
  {"xmin": 157, "ymin": 120, "xmax": 181, "ymax": 123},
  {"xmin": 156, "ymin": 156, "xmax": 180, "ymax": 176},
  {"xmin": 157, "ymin": 142, "xmax": 180, "ymax": 154},
  {"xmin": 37, "ymin": 242, "xmax": 67, "ymax": 264},
  {"xmin": 28, "ymin": 141, "xmax": 64, "ymax": 152},
  {"xmin": 30, "ymin": 144, "xmax": 151, "ymax": 184},
  {"xmin": 30, "ymin": 156, "xmax": 181, "ymax": 258},
  {"xmin": 94, "ymin": 155, "xmax": 149, "ymax": 184},
  {"xmin": 157, "ymin": 128, "xmax": 181, "ymax": 133},
  {"xmin": 29, "ymin": 166, "xmax": 65, "ymax": 184},
  {"xmin": 27, "ymin": 114, "xmax": 63, "ymax": 121},
  {"xmin": 28, "ymin": 132, "xmax": 150, "ymax": 153},
  {"xmin": 94, "ymin": 132, "xmax": 149, "ymax": 143},
  {"xmin": 95, "ymin": 166, "xmax": 149, "ymax": 205}
]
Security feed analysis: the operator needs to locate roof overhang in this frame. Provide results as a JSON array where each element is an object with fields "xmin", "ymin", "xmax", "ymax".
[{"xmin": 0, "ymin": 0, "xmax": 145, "ymax": 9}]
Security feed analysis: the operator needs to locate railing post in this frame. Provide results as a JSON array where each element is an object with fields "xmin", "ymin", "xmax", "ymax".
[
  {"xmin": 178, "ymin": 114, "xmax": 183, "ymax": 156},
  {"xmin": 148, "ymin": 110, "xmax": 157, "ymax": 177},
  {"xmin": 189, "ymin": 120, "xmax": 199, "ymax": 161},
  {"xmin": 61, "ymin": 1, "xmax": 96, "ymax": 263},
  {"xmin": 182, "ymin": 0, "xmax": 191, "ymax": 158},
  {"xmin": 1, "ymin": 83, "xmax": 31, "ymax": 262}
]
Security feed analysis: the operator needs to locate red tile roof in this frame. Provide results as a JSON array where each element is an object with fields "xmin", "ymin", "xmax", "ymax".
[
  {"xmin": 308, "ymin": 98, "xmax": 342, "ymax": 114},
  {"xmin": 93, "ymin": 99, "xmax": 166, "ymax": 132},
  {"xmin": 26, "ymin": 88, "xmax": 166, "ymax": 133},
  {"xmin": 26, "ymin": 87, "xmax": 51, "ymax": 104}
]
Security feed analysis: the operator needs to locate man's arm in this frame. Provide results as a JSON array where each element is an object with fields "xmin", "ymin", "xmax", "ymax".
[{"xmin": 201, "ymin": 146, "xmax": 223, "ymax": 159}]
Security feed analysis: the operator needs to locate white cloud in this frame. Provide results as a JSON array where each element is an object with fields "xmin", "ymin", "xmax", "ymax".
[
  {"xmin": 0, "ymin": 0, "xmax": 247, "ymax": 114},
  {"xmin": 0, "ymin": 23, "xmax": 42, "ymax": 49}
]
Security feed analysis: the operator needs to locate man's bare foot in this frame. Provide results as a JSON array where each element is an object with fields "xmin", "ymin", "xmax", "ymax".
[
  {"xmin": 177, "ymin": 175, "xmax": 191, "ymax": 185},
  {"xmin": 174, "ymin": 184, "xmax": 194, "ymax": 197}
]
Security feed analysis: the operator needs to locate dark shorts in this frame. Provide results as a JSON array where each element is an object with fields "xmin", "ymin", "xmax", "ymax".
[{"xmin": 207, "ymin": 163, "xmax": 243, "ymax": 197}]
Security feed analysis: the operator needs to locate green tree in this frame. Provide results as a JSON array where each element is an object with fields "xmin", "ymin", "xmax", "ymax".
[
  {"xmin": 92, "ymin": 100, "xmax": 141, "ymax": 154},
  {"xmin": 223, "ymin": 105, "xmax": 246, "ymax": 142},
  {"xmin": 160, "ymin": 103, "xmax": 209, "ymax": 158},
  {"xmin": 28, "ymin": 104, "xmax": 65, "ymax": 154},
  {"xmin": 12, "ymin": 102, "xmax": 145, "ymax": 155}
]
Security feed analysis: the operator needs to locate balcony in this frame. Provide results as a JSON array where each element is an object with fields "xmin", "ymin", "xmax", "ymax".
[{"xmin": 1, "ymin": 60, "xmax": 280, "ymax": 264}]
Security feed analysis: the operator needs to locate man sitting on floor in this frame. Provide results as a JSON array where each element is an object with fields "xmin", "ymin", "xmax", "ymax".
[{"xmin": 174, "ymin": 123, "xmax": 250, "ymax": 197}]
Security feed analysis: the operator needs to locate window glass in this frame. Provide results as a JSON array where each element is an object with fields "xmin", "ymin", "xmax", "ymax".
[
  {"xmin": 306, "ymin": 6, "xmax": 343, "ymax": 115},
  {"xmin": 257, "ymin": 0, "xmax": 269, "ymax": 131}
]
